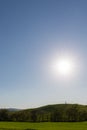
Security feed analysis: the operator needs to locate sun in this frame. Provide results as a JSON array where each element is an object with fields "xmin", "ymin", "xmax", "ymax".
[
  {"xmin": 57, "ymin": 59, "xmax": 73, "ymax": 75},
  {"xmin": 51, "ymin": 58, "xmax": 73, "ymax": 76}
]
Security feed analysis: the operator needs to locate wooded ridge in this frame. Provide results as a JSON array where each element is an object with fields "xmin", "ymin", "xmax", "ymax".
[{"xmin": 0, "ymin": 104, "xmax": 87, "ymax": 122}]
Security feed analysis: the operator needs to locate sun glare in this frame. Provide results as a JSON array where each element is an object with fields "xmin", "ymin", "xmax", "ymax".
[
  {"xmin": 51, "ymin": 58, "xmax": 74, "ymax": 76},
  {"xmin": 58, "ymin": 59, "xmax": 73, "ymax": 75}
]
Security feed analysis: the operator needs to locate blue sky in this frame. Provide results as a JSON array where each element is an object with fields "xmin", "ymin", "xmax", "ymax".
[{"xmin": 0, "ymin": 0, "xmax": 87, "ymax": 108}]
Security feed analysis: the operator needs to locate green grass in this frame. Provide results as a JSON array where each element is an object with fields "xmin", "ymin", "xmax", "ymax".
[{"xmin": 0, "ymin": 122, "xmax": 87, "ymax": 130}]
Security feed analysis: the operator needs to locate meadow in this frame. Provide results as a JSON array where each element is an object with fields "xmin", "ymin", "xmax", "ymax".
[{"xmin": 0, "ymin": 122, "xmax": 87, "ymax": 130}]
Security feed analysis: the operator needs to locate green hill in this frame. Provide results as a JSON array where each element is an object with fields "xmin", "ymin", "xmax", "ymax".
[{"xmin": 0, "ymin": 104, "xmax": 87, "ymax": 122}]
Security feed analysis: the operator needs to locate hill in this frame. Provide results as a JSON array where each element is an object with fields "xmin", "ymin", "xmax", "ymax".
[{"xmin": 0, "ymin": 104, "xmax": 87, "ymax": 122}]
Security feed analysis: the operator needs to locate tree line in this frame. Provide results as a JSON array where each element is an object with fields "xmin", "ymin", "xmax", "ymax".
[{"xmin": 0, "ymin": 104, "xmax": 87, "ymax": 122}]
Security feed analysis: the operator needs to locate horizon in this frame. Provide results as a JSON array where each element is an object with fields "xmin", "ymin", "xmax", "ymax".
[
  {"xmin": 1, "ymin": 101, "xmax": 87, "ymax": 110},
  {"xmin": 0, "ymin": 102, "xmax": 87, "ymax": 110},
  {"xmin": 0, "ymin": 0, "xmax": 87, "ymax": 109}
]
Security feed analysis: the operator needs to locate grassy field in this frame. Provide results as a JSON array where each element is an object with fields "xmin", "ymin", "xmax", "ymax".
[{"xmin": 0, "ymin": 122, "xmax": 87, "ymax": 130}]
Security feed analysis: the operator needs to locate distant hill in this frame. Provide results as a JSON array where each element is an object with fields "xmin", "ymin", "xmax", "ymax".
[
  {"xmin": 7, "ymin": 108, "xmax": 21, "ymax": 112},
  {"xmin": 0, "ymin": 104, "xmax": 87, "ymax": 122}
]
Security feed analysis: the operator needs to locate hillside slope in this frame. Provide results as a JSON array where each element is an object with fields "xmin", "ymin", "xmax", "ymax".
[{"xmin": 0, "ymin": 104, "xmax": 87, "ymax": 122}]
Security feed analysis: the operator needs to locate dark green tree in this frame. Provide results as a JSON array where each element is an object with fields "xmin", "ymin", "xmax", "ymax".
[
  {"xmin": 66, "ymin": 105, "xmax": 79, "ymax": 122},
  {"xmin": 31, "ymin": 110, "xmax": 37, "ymax": 122},
  {"xmin": 0, "ymin": 109, "xmax": 9, "ymax": 121},
  {"xmin": 51, "ymin": 110, "xmax": 62, "ymax": 122}
]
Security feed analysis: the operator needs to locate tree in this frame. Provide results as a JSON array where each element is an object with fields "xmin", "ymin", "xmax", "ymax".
[
  {"xmin": 51, "ymin": 110, "xmax": 62, "ymax": 122},
  {"xmin": 0, "ymin": 109, "xmax": 9, "ymax": 121},
  {"xmin": 31, "ymin": 110, "xmax": 37, "ymax": 122},
  {"xmin": 66, "ymin": 105, "xmax": 79, "ymax": 122}
]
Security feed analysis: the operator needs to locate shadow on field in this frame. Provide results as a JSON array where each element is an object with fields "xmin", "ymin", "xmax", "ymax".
[
  {"xmin": 0, "ymin": 128, "xmax": 37, "ymax": 130},
  {"xmin": 25, "ymin": 129, "xmax": 37, "ymax": 130}
]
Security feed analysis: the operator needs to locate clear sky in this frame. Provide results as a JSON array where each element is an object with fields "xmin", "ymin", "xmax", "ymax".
[{"xmin": 0, "ymin": 0, "xmax": 87, "ymax": 108}]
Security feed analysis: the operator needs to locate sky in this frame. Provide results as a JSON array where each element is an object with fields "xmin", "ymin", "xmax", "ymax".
[{"xmin": 0, "ymin": 0, "xmax": 87, "ymax": 108}]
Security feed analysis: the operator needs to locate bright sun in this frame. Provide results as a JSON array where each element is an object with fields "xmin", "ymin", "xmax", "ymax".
[
  {"xmin": 51, "ymin": 58, "xmax": 73, "ymax": 76},
  {"xmin": 57, "ymin": 59, "xmax": 73, "ymax": 75}
]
